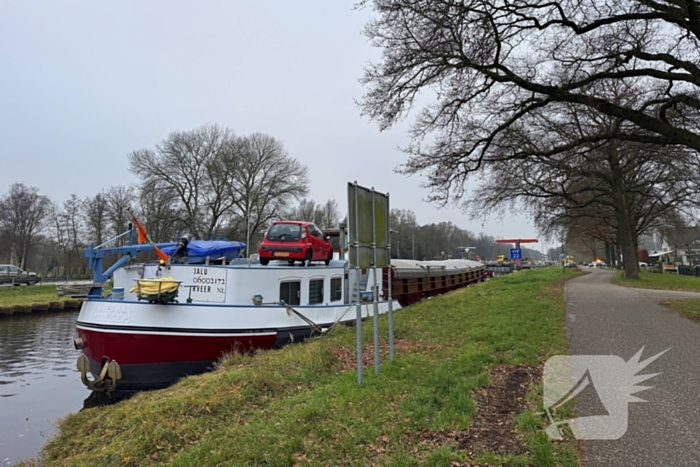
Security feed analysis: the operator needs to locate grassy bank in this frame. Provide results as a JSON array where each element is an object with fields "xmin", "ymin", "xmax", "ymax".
[
  {"xmin": 37, "ymin": 268, "xmax": 581, "ymax": 466},
  {"xmin": 659, "ymin": 299, "xmax": 700, "ymax": 323},
  {"xmin": 611, "ymin": 270, "xmax": 700, "ymax": 292},
  {"xmin": 0, "ymin": 285, "xmax": 81, "ymax": 314}
]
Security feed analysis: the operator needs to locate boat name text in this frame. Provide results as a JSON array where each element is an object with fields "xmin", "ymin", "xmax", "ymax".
[
  {"xmin": 189, "ymin": 267, "xmax": 227, "ymax": 303},
  {"xmin": 92, "ymin": 303, "xmax": 131, "ymax": 324}
]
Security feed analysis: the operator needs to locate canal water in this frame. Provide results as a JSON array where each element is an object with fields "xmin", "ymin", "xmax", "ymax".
[{"xmin": 0, "ymin": 312, "xmax": 84, "ymax": 464}]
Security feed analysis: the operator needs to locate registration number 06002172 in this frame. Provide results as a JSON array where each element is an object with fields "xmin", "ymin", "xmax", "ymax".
[{"xmin": 274, "ymin": 251, "xmax": 290, "ymax": 257}]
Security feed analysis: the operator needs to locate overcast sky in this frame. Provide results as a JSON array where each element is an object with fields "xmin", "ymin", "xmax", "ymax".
[{"xmin": 0, "ymin": 1, "xmax": 547, "ymax": 251}]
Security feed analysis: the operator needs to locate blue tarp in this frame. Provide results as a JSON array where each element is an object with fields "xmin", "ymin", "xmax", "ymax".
[{"xmin": 161, "ymin": 240, "xmax": 246, "ymax": 263}]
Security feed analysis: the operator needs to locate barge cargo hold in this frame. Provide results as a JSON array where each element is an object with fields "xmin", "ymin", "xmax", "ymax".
[{"xmin": 386, "ymin": 259, "xmax": 489, "ymax": 306}]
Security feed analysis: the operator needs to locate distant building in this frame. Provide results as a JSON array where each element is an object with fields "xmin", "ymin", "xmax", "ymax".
[
  {"xmin": 639, "ymin": 233, "xmax": 663, "ymax": 252},
  {"xmin": 647, "ymin": 227, "xmax": 700, "ymax": 266}
]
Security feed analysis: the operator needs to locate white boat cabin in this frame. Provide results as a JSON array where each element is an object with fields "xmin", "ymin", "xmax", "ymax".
[{"xmin": 113, "ymin": 259, "xmax": 380, "ymax": 307}]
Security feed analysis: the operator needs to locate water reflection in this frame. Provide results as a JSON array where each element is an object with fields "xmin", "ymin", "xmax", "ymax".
[
  {"xmin": 81, "ymin": 390, "xmax": 113, "ymax": 409},
  {"xmin": 0, "ymin": 312, "xmax": 84, "ymax": 464}
]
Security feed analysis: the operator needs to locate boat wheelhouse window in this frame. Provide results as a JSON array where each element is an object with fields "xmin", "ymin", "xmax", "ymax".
[
  {"xmin": 330, "ymin": 277, "xmax": 342, "ymax": 302},
  {"xmin": 309, "ymin": 279, "xmax": 324, "ymax": 305},
  {"xmin": 280, "ymin": 281, "xmax": 301, "ymax": 306},
  {"xmin": 267, "ymin": 224, "xmax": 302, "ymax": 241}
]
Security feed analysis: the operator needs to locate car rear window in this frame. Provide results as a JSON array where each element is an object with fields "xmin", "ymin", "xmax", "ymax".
[{"xmin": 267, "ymin": 224, "xmax": 303, "ymax": 241}]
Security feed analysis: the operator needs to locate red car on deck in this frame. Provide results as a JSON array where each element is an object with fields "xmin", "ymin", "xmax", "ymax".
[{"xmin": 258, "ymin": 221, "xmax": 334, "ymax": 266}]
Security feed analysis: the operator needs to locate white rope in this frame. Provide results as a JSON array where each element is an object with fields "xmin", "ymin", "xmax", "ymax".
[
  {"xmin": 284, "ymin": 304, "xmax": 324, "ymax": 334},
  {"xmin": 284, "ymin": 301, "xmax": 386, "ymax": 336},
  {"xmin": 327, "ymin": 305, "xmax": 354, "ymax": 333}
]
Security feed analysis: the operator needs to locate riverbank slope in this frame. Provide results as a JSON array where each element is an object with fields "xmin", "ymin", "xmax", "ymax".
[
  {"xmin": 0, "ymin": 285, "xmax": 81, "ymax": 316},
  {"xmin": 35, "ymin": 267, "xmax": 581, "ymax": 466}
]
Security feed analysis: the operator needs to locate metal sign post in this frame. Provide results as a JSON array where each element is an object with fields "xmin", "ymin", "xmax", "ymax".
[
  {"xmin": 352, "ymin": 183, "xmax": 363, "ymax": 385},
  {"xmin": 387, "ymin": 197, "xmax": 394, "ymax": 362},
  {"xmin": 371, "ymin": 189, "xmax": 380, "ymax": 375},
  {"xmin": 348, "ymin": 181, "xmax": 392, "ymax": 384}
]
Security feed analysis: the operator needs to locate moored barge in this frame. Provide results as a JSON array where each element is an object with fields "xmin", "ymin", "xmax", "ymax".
[{"xmin": 74, "ymin": 227, "xmax": 487, "ymax": 397}]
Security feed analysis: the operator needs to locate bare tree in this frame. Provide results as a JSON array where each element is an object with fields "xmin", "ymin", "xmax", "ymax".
[
  {"xmin": 281, "ymin": 198, "xmax": 340, "ymax": 229},
  {"xmin": 47, "ymin": 202, "xmax": 68, "ymax": 273},
  {"xmin": 47, "ymin": 201, "xmax": 84, "ymax": 275},
  {"xmin": 469, "ymin": 103, "xmax": 700, "ymax": 278},
  {"xmin": 0, "ymin": 224, "xmax": 10, "ymax": 263},
  {"xmin": 283, "ymin": 199, "xmax": 318, "ymax": 222},
  {"xmin": 224, "ymin": 133, "xmax": 309, "ymax": 250},
  {"xmin": 138, "ymin": 181, "xmax": 181, "ymax": 242},
  {"xmin": 45, "ymin": 196, "xmax": 87, "ymax": 275},
  {"xmin": 313, "ymin": 199, "xmax": 340, "ymax": 229},
  {"xmin": 64, "ymin": 195, "xmax": 83, "ymax": 255},
  {"xmin": 129, "ymin": 124, "xmax": 236, "ymax": 238},
  {"xmin": 0, "ymin": 183, "xmax": 50, "ymax": 269},
  {"xmin": 565, "ymin": 216, "xmax": 612, "ymax": 263},
  {"xmin": 390, "ymin": 208, "xmax": 418, "ymax": 258},
  {"xmin": 360, "ymin": 0, "xmax": 700, "ymax": 278},
  {"xmin": 361, "ymin": 0, "xmax": 700, "ymax": 181},
  {"xmin": 104, "ymin": 185, "xmax": 136, "ymax": 244},
  {"xmin": 82, "ymin": 191, "xmax": 108, "ymax": 246}
]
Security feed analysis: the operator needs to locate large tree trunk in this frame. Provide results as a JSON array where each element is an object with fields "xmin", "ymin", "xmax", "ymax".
[
  {"xmin": 611, "ymin": 202, "xmax": 639, "ymax": 278},
  {"xmin": 610, "ymin": 244, "xmax": 615, "ymax": 268},
  {"xmin": 610, "ymin": 157, "xmax": 640, "ymax": 279},
  {"xmin": 619, "ymin": 243, "xmax": 626, "ymax": 270},
  {"xmin": 611, "ymin": 244, "xmax": 617, "ymax": 268}
]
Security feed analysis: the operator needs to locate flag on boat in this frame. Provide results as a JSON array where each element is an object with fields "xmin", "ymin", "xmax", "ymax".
[
  {"xmin": 129, "ymin": 211, "xmax": 169, "ymax": 262},
  {"xmin": 131, "ymin": 213, "xmax": 148, "ymax": 244}
]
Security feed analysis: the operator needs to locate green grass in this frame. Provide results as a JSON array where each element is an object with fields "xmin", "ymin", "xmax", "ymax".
[
  {"xmin": 0, "ymin": 284, "xmax": 70, "ymax": 308},
  {"xmin": 659, "ymin": 299, "xmax": 700, "ymax": 323},
  {"xmin": 0, "ymin": 284, "xmax": 112, "ymax": 311},
  {"xmin": 611, "ymin": 270, "xmax": 700, "ymax": 292},
  {"xmin": 36, "ymin": 268, "xmax": 582, "ymax": 467}
]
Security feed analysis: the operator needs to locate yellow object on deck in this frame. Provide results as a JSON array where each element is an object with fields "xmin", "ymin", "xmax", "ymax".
[{"xmin": 129, "ymin": 277, "xmax": 181, "ymax": 295}]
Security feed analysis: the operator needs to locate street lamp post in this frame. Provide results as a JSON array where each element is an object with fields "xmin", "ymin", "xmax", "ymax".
[
  {"xmin": 412, "ymin": 230, "xmax": 415, "ymax": 260},
  {"xmin": 246, "ymin": 211, "xmax": 251, "ymax": 258}
]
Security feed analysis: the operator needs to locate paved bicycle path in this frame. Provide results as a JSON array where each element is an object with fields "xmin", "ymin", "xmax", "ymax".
[{"xmin": 565, "ymin": 269, "xmax": 700, "ymax": 466}]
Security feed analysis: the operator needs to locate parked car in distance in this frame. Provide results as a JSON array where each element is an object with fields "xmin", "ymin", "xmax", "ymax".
[
  {"xmin": 0, "ymin": 264, "xmax": 39, "ymax": 285},
  {"xmin": 258, "ymin": 221, "xmax": 334, "ymax": 266},
  {"xmin": 582, "ymin": 261, "xmax": 589, "ymax": 266}
]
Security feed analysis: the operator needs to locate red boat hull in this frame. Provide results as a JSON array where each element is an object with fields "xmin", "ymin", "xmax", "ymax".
[
  {"xmin": 76, "ymin": 325, "xmax": 313, "ymax": 396},
  {"xmin": 77, "ymin": 327, "xmax": 277, "ymax": 364}
]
